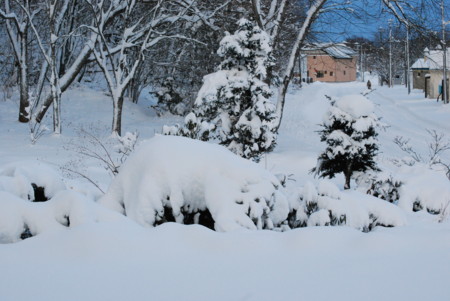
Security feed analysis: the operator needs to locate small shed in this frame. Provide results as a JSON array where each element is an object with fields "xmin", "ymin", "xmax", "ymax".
[
  {"xmin": 410, "ymin": 58, "xmax": 429, "ymax": 90},
  {"xmin": 423, "ymin": 48, "xmax": 449, "ymax": 100}
]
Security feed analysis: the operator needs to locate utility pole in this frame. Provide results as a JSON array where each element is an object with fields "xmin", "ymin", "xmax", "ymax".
[
  {"xmin": 389, "ymin": 19, "xmax": 393, "ymax": 88},
  {"xmin": 362, "ymin": 47, "xmax": 365, "ymax": 82},
  {"xmin": 406, "ymin": 24, "xmax": 411, "ymax": 94},
  {"xmin": 442, "ymin": 0, "xmax": 448, "ymax": 104}
]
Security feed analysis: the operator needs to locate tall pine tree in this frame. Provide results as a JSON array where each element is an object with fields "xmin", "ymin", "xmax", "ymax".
[
  {"xmin": 312, "ymin": 95, "xmax": 380, "ymax": 189},
  {"xmin": 165, "ymin": 19, "xmax": 277, "ymax": 162}
]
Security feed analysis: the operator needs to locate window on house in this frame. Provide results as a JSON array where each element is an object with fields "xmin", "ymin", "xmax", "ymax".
[
  {"xmin": 313, "ymin": 56, "xmax": 316, "ymax": 59},
  {"xmin": 343, "ymin": 70, "xmax": 346, "ymax": 75},
  {"xmin": 330, "ymin": 71, "xmax": 334, "ymax": 76},
  {"xmin": 417, "ymin": 72, "xmax": 421, "ymax": 77},
  {"xmin": 324, "ymin": 71, "xmax": 327, "ymax": 74},
  {"xmin": 317, "ymin": 71, "xmax": 324, "ymax": 78}
]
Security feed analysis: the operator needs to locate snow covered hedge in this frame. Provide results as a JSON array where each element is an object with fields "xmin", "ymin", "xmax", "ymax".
[
  {"xmin": 286, "ymin": 181, "xmax": 407, "ymax": 232},
  {"xmin": 99, "ymin": 135, "xmax": 289, "ymax": 231}
]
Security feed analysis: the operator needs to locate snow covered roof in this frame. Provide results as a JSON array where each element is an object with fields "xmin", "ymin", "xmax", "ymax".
[
  {"xmin": 411, "ymin": 58, "xmax": 430, "ymax": 70},
  {"xmin": 302, "ymin": 43, "xmax": 357, "ymax": 59},
  {"xmin": 424, "ymin": 49, "xmax": 450, "ymax": 70}
]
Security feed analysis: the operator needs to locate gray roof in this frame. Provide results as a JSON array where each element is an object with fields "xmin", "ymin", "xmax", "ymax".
[
  {"xmin": 411, "ymin": 58, "xmax": 430, "ymax": 69},
  {"xmin": 302, "ymin": 43, "xmax": 357, "ymax": 59}
]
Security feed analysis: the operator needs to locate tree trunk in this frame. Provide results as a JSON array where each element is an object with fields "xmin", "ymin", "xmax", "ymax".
[
  {"xmin": 18, "ymin": 28, "xmax": 29, "ymax": 123},
  {"xmin": 50, "ymin": 8, "xmax": 61, "ymax": 134},
  {"xmin": 344, "ymin": 164, "xmax": 353, "ymax": 190},
  {"xmin": 112, "ymin": 95, "xmax": 124, "ymax": 136}
]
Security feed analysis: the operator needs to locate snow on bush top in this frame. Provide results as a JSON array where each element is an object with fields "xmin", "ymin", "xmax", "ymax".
[
  {"xmin": 332, "ymin": 94, "xmax": 375, "ymax": 120},
  {"xmin": 99, "ymin": 135, "xmax": 289, "ymax": 231}
]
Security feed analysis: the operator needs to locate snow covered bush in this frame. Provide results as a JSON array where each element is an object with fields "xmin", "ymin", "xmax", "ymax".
[
  {"xmin": 163, "ymin": 19, "xmax": 278, "ymax": 162},
  {"xmin": 286, "ymin": 181, "xmax": 407, "ymax": 232},
  {"xmin": 99, "ymin": 135, "xmax": 289, "ymax": 231},
  {"xmin": 0, "ymin": 162, "xmax": 66, "ymax": 202},
  {"xmin": 395, "ymin": 164, "xmax": 450, "ymax": 215},
  {"xmin": 354, "ymin": 171, "xmax": 402, "ymax": 203},
  {"xmin": 312, "ymin": 94, "xmax": 380, "ymax": 189},
  {"xmin": 151, "ymin": 77, "xmax": 185, "ymax": 116},
  {"xmin": 0, "ymin": 190, "xmax": 123, "ymax": 243},
  {"xmin": 390, "ymin": 130, "xmax": 450, "ymax": 215}
]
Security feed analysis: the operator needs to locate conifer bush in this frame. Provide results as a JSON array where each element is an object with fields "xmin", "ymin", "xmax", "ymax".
[{"xmin": 311, "ymin": 95, "xmax": 380, "ymax": 189}]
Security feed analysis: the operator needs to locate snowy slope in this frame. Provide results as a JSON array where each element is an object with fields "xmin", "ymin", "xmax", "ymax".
[{"xmin": 1, "ymin": 79, "xmax": 450, "ymax": 301}]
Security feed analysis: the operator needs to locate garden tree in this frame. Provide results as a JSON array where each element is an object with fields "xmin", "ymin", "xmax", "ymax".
[
  {"xmin": 165, "ymin": 19, "xmax": 277, "ymax": 161},
  {"xmin": 311, "ymin": 95, "xmax": 380, "ymax": 190},
  {"xmin": 0, "ymin": 0, "xmax": 34, "ymax": 122}
]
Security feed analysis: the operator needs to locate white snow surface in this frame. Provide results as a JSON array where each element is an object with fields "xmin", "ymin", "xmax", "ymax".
[{"xmin": 1, "ymin": 79, "xmax": 450, "ymax": 300}]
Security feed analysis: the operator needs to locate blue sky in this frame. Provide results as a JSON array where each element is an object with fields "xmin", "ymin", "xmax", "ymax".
[{"xmin": 310, "ymin": 0, "xmax": 450, "ymax": 42}]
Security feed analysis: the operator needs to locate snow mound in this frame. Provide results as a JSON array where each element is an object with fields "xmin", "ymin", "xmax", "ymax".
[
  {"xmin": 99, "ymin": 135, "xmax": 289, "ymax": 231},
  {"xmin": 0, "ymin": 161, "xmax": 66, "ymax": 201},
  {"xmin": 335, "ymin": 94, "xmax": 375, "ymax": 119},
  {"xmin": 287, "ymin": 181, "xmax": 407, "ymax": 232},
  {"xmin": 0, "ymin": 190, "xmax": 122, "ymax": 243}
]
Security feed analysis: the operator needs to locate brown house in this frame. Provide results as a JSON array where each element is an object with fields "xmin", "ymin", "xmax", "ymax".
[{"xmin": 299, "ymin": 43, "xmax": 358, "ymax": 83}]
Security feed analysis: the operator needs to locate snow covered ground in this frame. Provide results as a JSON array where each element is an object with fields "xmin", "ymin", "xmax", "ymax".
[{"xmin": 1, "ymin": 78, "xmax": 450, "ymax": 300}]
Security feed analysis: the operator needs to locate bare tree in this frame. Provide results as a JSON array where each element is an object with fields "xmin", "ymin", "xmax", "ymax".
[
  {"xmin": 0, "ymin": 0, "xmax": 36, "ymax": 122},
  {"xmin": 86, "ymin": 0, "xmax": 195, "ymax": 136}
]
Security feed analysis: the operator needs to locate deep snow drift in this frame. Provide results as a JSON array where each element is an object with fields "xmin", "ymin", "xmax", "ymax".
[{"xmin": 0, "ymin": 79, "xmax": 450, "ymax": 301}]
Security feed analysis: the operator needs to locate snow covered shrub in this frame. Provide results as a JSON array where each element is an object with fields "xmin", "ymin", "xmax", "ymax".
[
  {"xmin": 286, "ymin": 181, "xmax": 407, "ymax": 232},
  {"xmin": 151, "ymin": 77, "xmax": 185, "ymax": 116},
  {"xmin": 163, "ymin": 19, "xmax": 277, "ymax": 162},
  {"xmin": 0, "ymin": 161, "xmax": 66, "ymax": 202},
  {"xmin": 391, "ymin": 130, "xmax": 450, "ymax": 215},
  {"xmin": 99, "ymin": 135, "xmax": 289, "ymax": 232},
  {"xmin": 395, "ymin": 164, "xmax": 450, "ymax": 215},
  {"xmin": 312, "ymin": 95, "xmax": 380, "ymax": 189},
  {"xmin": 0, "ymin": 190, "xmax": 123, "ymax": 243},
  {"xmin": 354, "ymin": 171, "xmax": 402, "ymax": 203}
]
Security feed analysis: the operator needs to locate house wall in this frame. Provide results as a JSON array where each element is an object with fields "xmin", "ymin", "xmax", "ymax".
[
  {"xmin": 306, "ymin": 55, "xmax": 357, "ymax": 82},
  {"xmin": 412, "ymin": 70, "xmax": 427, "ymax": 90},
  {"xmin": 426, "ymin": 70, "xmax": 449, "ymax": 100}
]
